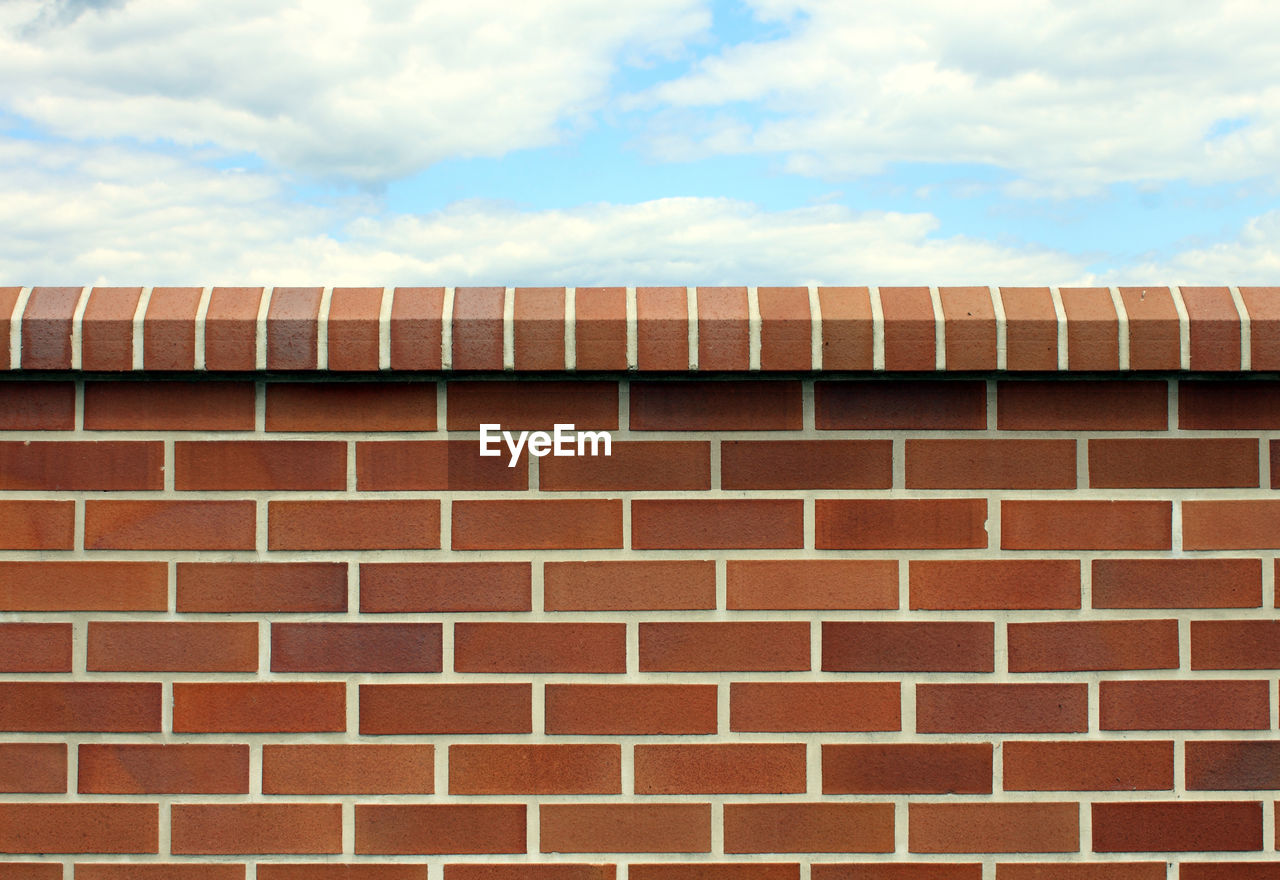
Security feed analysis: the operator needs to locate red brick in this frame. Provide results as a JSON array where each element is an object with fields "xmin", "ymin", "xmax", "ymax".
[
  {"xmin": 997, "ymin": 864, "xmax": 1164, "ymax": 880},
  {"xmin": 916, "ymin": 683, "xmax": 1086, "ymax": 733},
  {"xmin": 84, "ymin": 382, "xmax": 255, "ymax": 430},
  {"xmin": 1059, "ymin": 286, "xmax": 1118, "ymax": 370},
  {"xmin": 1180, "ymin": 380, "xmax": 1280, "ymax": 429},
  {"xmin": 0, "ymin": 742, "xmax": 66, "ymax": 793},
  {"xmin": 814, "ymin": 865, "xmax": 981, "ymax": 880},
  {"xmin": 636, "ymin": 744, "xmax": 805, "ymax": 794},
  {"xmin": 910, "ymin": 803, "xmax": 1078, "ymax": 853},
  {"xmin": 78, "ymin": 743, "xmax": 248, "ymax": 794},
  {"xmin": 906, "ymin": 439, "xmax": 1075, "ymax": 489},
  {"xmin": 360, "ymin": 562, "xmax": 530, "ymax": 612},
  {"xmin": 1008, "ymin": 620, "xmax": 1179, "ymax": 671},
  {"xmin": 540, "ymin": 440, "xmax": 708, "ymax": 491},
  {"xmin": 1121, "ymin": 286, "xmax": 1180, "ymax": 369},
  {"xmin": 263, "ymin": 868, "xmax": 425, "ymax": 880},
  {"xmin": 698, "ymin": 286, "xmax": 749, "ymax": 370},
  {"xmin": 631, "ymin": 381, "xmax": 802, "ymax": 430},
  {"xmin": 1181, "ymin": 286, "xmax": 1242, "ymax": 371},
  {"xmin": 172, "ymin": 804, "xmax": 342, "ymax": 855},
  {"xmin": 634, "ymin": 499, "xmax": 803, "ymax": 549},
  {"xmin": 452, "ymin": 287, "xmax": 505, "ymax": 370},
  {"xmin": 176, "ymin": 440, "xmax": 345, "ymax": 490},
  {"xmin": 455, "ymin": 622, "xmax": 625, "ymax": 673},
  {"xmin": 86, "ymin": 500, "xmax": 254, "ymax": 550},
  {"xmin": 0, "ymin": 286, "xmax": 20, "ymax": 369},
  {"xmin": 1000, "ymin": 287, "xmax": 1058, "ymax": 371},
  {"xmin": 1092, "ymin": 558, "xmax": 1261, "ymax": 608},
  {"xmin": 21, "ymin": 286, "xmax": 80, "ymax": 369},
  {"xmin": 729, "ymin": 560, "xmax": 898, "ymax": 610},
  {"xmin": 357, "ymin": 440, "xmax": 527, "ymax": 491},
  {"xmin": 1186, "ymin": 740, "xmax": 1280, "ymax": 790},
  {"xmin": 1101, "ymin": 680, "xmax": 1269, "ymax": 730},
  {"xmin": 723, "ymin": 440, "xmax": 892, "ymax": 489},
  {"xmin": 450, "ymin": 744, "xmax": 620, "ymax": 794},
  {"xmin": 204, "ymin": 287, "xmax": 262, "ymax": 371},
  {"xmin": 544, "ymin": 684, "xmax": 717, "ymax": 735},
  {"xmin": 143, "ymin": 286, "xmax": 203, "ymax": 371},
  {"xmin": 818, "ymin": 499, "xmax": 988, "ymax": 549},
  {"xmin": 76, "ymin": 866, "xmax": 248, "ymax": 880},
  {"xmin": 173, "ymin": 682, "xmax": 345, "ymax": 733},
  {"xmin": 88, "ymin": 622, "xmax": 258, "ymax": 672},
  {"xmin": 635, "ymin": 866, "xmax": 795, "ymax": 880},
  {"xmin": 1091, "ymin": 438, "xmax": 1257, "ymax": 488},
  {"xmin": 1004, "ymin": 740, "xmax": 1173, "ymax": 791},
  {"xmin": 542, "ymin": 804, "xmax": 709, "ymax": 853},
  {"xmin": 177, "ymin": 562, "xmax": 347, "ymax": 613},
  {"xmin": 0, "ymin": 440, "xmax": 163, "ymax": 490},
  {"xmin": 0, "ymin": 561, "xmax": 166, "ymax": 611},
  {"xmin": 998, "ymin": 380, "xmax": 1167, "ymax": 430},
  {"xmin": 449, "ymin": 868, "xmax": 611, "ymax": 880},
  {"xmin": 358, "ymin": 804, "xmax": 525, "ymax": 855},
  {"xmin": 1192, "ymin": 620, "xmax": 1280, "ymax": 669},
  {"xmin": 1179, "ymin": 865, "xmax": 1280, "ymax": 880},
  {"xmin": 266, "ymin": 382, "xmax": 437, "ymax": 431},
  {"xmin": 575, "ymin": 286, "xmax": 627, "ymax": 370},
  {"xmin": 390, "ymin": 287, "xmax": 444, "ymax": 371},
  {"xmin": 0, "ymin": 623, "xmax": 71, "ymax": 672},
  {"xmin": 272, "ymin": 622, "xmax": 441, "ymax": 673},
  {"xmin": 514, "ymin": 287, "xmax": 565, "ymax": 371},
  {"xmin": 818, "ymin": 286, "xmax": 874, "ymax": 370},
  {"xmin": 81, "ymin": 287, "xmax": 142, "ymax": 371},
  {"xmin": 730, "ymin": 682, "xmax": 900, "ymax": 732},
  {"xmin": 823, "ymin": 621, "xmax": 992, "ymax": 672},
  {"xmin": 453, "ymin": 500, "xmax": 620, "ymax": 550},
  {"xmin": 544, "ymin": 560, "xmax": 715, "ymax": 610},
  {"xmin": 725, "ymin": 803, "xmax": 894, "ymax": 853},
  {"xmin": 941, "ymin": 286, "xmax": 997, "ymax": 370},
  {"xmin": 1241, "ymin": 286, "xmax": 1280, "ymax": 370},
  {"xmin": 447, "ymin": 381, "xmax": 617, "ymax": 430},
  {"xmin": 637, "ymin": 287, "xmax": 690, "ymax": 371},
  {"xmin": 0, "ymin": 500, "xmax": 72, "ymax": 549},
  {"xmin": 817, "ymin": 380, "xmax": 985, "ymax": 429},
  {"xmin": 1093, "ymin": 802, "xmax": 1262, "ymax": 852},
  {"xmin": 328, "ymin": 287, "xmax": 383, "ymax": 371},
  {"xmin": 361, "ymin": 684, "xmax": 531, "ymax": 735},
  {"xmin": 880, "ymin": 286, "xmax": 936, "ymax": 370},
  {"xmin": 1185, "ymin": 500, "xmax": 1280, "ymax": 549},
  {"xmin": 823, "ymin": 743, "xmax": 991, "ymax": 794},
  {"xmin": 641, "ymin": 622, "xmax": 809, "ymax": 672},
  {"xmin": 0, "ymin": 803, "xmax": 156, "ymax": 853},
  {"xmin": 1002, "ymin": 500, "xmax": 1170, "ymax": 550},
  {"xmin": 263, "ymin": 744, "xmax": 434, "ymax": 794},
  {"xmin": 0, "ymin": 865, "xmax": 61, "ymax": 880},
  {"xmin": 0, "ymin": 381, "xmax": 75, "ymax": 429},
  {"xmin": 759, "ymin": 286, "xmax": 812, "ymax": 371},
  {"xmin": 911, "ymin": 560, "xmax": 1080, "ymax": 610},
  {"xmin": 0, "ymin": 683, "xmax": 160, "ymax": 732},
  {"xmin": 270, "ymin": 500, "xmax": 440, "ymax": 550}
]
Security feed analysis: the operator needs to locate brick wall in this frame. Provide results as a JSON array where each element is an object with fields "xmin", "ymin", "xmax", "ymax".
[{"xmin": 2, "ymin": 286, "xmax": 1280, "ymax": 878}]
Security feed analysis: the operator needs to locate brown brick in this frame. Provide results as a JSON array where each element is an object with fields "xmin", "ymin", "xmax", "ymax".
[
  {"xmin": 266, "ymin": 382, "xmax": 437, "ymax": 431},
  {"xmin": 641, "ymin": 622, "xmax": 809, "ymax": 672},
  {"xmin": 544, "ymin": 684, "xmax": 717, "ymax": 735},
  {"xmin": 455, "ymin": 623, "xmax": 625, "ymax": 673},
  {"xmin": 0, "ymin": 623, "xmax": 71, "ymax": 672},
  {"xmin": 880, "ymin": 286, "xmax": 936, "ymax": 370},
  {"xmin": 389, "ymin": 287, "xmax": 444, "ymax": 371},
  {"xmin": 999, "ymin": 287, "xmax": 1058, "ymax": 371},
  {"xmin": 172, "ymin": 804, "xmax": 342, "ymax": 855},
  {"xmin": 916, "ymin": 684, "xmax": 1087, "ymax": 733},
  {"xmin": 636, "ymin": 744, "xmax": 806, "ymax": 794},
  {"xmin": 0, "ymin": 286, "xmax": 19, "ymax": 369},
  {"xmin": 447, "ymin": 381, "xmax": 617, "ymax": 430},
  {"xmin": 1185, "ymin": 500, "xmax": 1280, "ymax": 549},
  {"xmin": 270, "ymin": 500, "xmax": 440, "ymax": 550},
  {"xmin": 1192, "ymin": 620, "xmax": 1280, "ymax": 669},
  {"xmin": 173, "ymin": 683, "xmax": 345, "ymax": 733},
  {"xmin": 84, "ymin": 382, "xmax": 255, "ymax": 430},
  {"xmin": 74, "ymin": 865, "xmax": 248, "ymax": 880},
  {"xmin": 636, "ymin": 287, "xmax": 690, "ymax": 371},
  {"xmin": 85, "ymin": 500, "xmax": 255, "ymax": 550},
  {"xmin": 263, "ymin": 868, "xmax": 424, "ymax": 880},
  {"xmin": 818, "ymin": 499, "xmax": 988, "ymax": 549},
  {"xmin": 909, "ymin": 803, "xmax": 1078, "ymax": 853},
  {"xmin": 823, "ymin": 743, "xmax": 991, "ymax": 794},
  {"xmin": 0, "ymin": 742, "xmax": 66, "ymax": 793},
  {"xmin": 0, "ymin": 803, "xmax": 157, "ymax": 853},
  {"xmin": 824, "ymin": 621, "xmax": 992, "ymax": 672},
  {"xmin": 730, "ymin": 682, "xmax": 900, "ymax": 732},
  {"xmin": 818, "ymin": 286, "xmax": 874, "ymax": 370},
  {"xmin": 78, "ymin": 744, "xmax": 248, "ymax": 794},
  {"xmin": 1092, "ymin": 558, "xmax": 1261, "ymax": 609},
  {"xmin": 88, "ymin": 622, "xmax": 258, "ymax": 672},
  {"xmin": 729, "ymin": 560, "xmax": 898, "ymax": 610},
  {"xmin": 361, "ymin": 684, "xmax": 531, "ymax": 735},
  {"xmin": 1101, "ymin": 680, "xmax": 1269, "ymax": 730},
  {"xmin": 176, "ymin": 440, "xmax": 345, "ymax": 490},
  {"xmin": 177, "ymin": 562, "xmax": 347, "ymax": 613},
  {"xmin": 358, "ymin": 804, "xmax": 525, "ymax": 855},
  {"xmin": 449, "ymin": 867, "xmax": 611, "ymax": 880},
  {"xmin": 698, "ymin": 286, "xmax": 749, "ymax": 370},
  {"xmin": 327, "ymin": 287, "xmax": 384, "ymax": 371},
  {"xmin": 1180, "ymin": 380, "xmax": 1280, "ymax": 429},
  {"xmin": 272, "ymin": 622, "xmax": 441, "ymax": 673},
  {"xmin": 0, "ymin": 683, "xmax": 160, "ymax": 732},
  {"xmin": 513, "ymin": 288, "xmax": 566, "ymax": 370},
  {"xmin": 142, "ymin": 287, "xmax": 204, "ymax": 371},
  {"xmin": 1093, "ymin": 802, "xmax": 1262, "ymax": 852},
  {"xmin": 1241, "ymin": 287, "xmax": 1280, "ymax": 370},
  {"xmin": 759, "ymin": 286, "xmax": 812, "ymax": 371},
  {"xmin": 21, "ymin": 286, "xmax": 80, "ymax": 369},
  {"xmin": 0, "ymin": 866, "xmax": 63, "ymax": 880},
  {"xmin": 998, "ymin": 381, "xmax": 1167, "ymax": 430},
  {"xmin": 0, "ymin": 501, "xmax": 73, "ymax": 549},
  {"xmin": 357, "ymin": 440, "xmax": 527, "ymax": 491},
  {"xmin": 906, "ymin": 439, "xmax": 1076, "ymax": 489},
  {"xmin": 634, "ymin": 866, "xmax": 795, "ymax": 880},
  {"xmin": 997, "ymin": 865, "xmax": 1164, "ymax": 880},
  {"xmin": 1178, "ymin": 865, "xmax": 1280, "ymax": 880},
  {"xmin": 203, "ymin": 287, "xmax": 260, "ymax": 370},
  {"xmin": 0, "ymin": 381, "xmax": 75, "ymax": 429},
  {"xmin": 1186, "ymin": 740, "xmax": 1280, "ymax": 790},
  {"xmin": 634, "ymin": 499, "xmax": 803, "ymax": 549},
  {"xmin": 724, "ymin": 803, "xmax": 894, "ymax": 853},
  {"xmin": 263, "ymin": 744, "xmax": 434, "ymax": 794},
  {"xmin": 0, "ymin": 441, "xmax": 163, "ymax": 490},
  {"xmin": 0, "ymin": 562, "xmax": 166, "ymax": 611},
  {"xmin": 575, "ymin": 286, "xmax": 627, "ymax": 371},
  {"xmin": 631, "ymin": 381, "xmax": 802, "ymax": 430},
  {"xmin": 1002, "ymin": 500, "xmax": 1170, "ymax": 550},
  {"xmin": 264, "ymin": 287, "xmax": 321, "ymax": 370},
  {"xmin": 540, "ymin": 441, "xmax": 709, "ymax": 491},
  {"xmin": 360, "ymin": 562, "xmax": 530, "ymax": 613},
  {"xmin": 722, "ymin": 440, "xmax": 892, "ymax": 489},
  {"xmin": 541, "ymin": 804, "xmax": 709, "ymax": 854},
  {"xmin": 1059, "ymin": 286, "xmax": 1118, "ymax": 370},
  {"xmin": 452, "ymin": 287, "xmax": 505, "ymax": 370},
  {"xmin": 1008, "ymin": 620, "xmax": 1179, "ymax": 671},
  {"xmin": 453, "ymin": 500, "xmax": 621, "ymax": 550},
  {"xmin": 910, "ymin": 560, "xmax": 1080, "ymax": 610},
  {"xmin": 1090, "ymin": 438, "xmax": 1258, "ymax": 488},
  {"xmin": 450, "ymin": 744, "xmax": 620, "ymax": 794},
  {"xmin": 1181, "ymin": 286, "xmax": 1242, "ymax": 372},
  {"xmin": 544, "ymin": 560, "xmax": 715, "ymax": 610},
  {"xmin": 814, "ymin": 864, "xmax": 981, "ymax": 880},
  {"xmin": 1003, "ymin": 740, "xmax": 1174, "ymax": 791},
  {"xmin": 817, "ymin": 380, "xmax": 985, "ymax": 429},
  {"xmin": 941, "ymin": 286, "xmax": 997, "ymax": 370},
  {"xmin": 1121, "ymin": 286, "xmax": 1180, "ymax": 370}
]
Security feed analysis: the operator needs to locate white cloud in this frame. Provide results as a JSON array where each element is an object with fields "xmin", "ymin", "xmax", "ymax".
[{"xmin": 1117, "ymin": 212, "xmax": 1280, "ymax": 284}]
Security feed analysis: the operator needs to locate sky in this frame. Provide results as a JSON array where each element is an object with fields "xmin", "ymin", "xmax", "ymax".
[{"xmin": 2, "ymin": 0, "xmax": 1278, "ymax": 285}]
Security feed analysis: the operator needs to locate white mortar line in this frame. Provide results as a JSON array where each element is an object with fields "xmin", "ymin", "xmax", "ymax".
[
  {"xmin": 929, "ymin": 285, "xmax": 945, "ymax": 370},
  {"xmin": 131, "ymin": 286, "xmax": 153, "ymax": 371},
  {"xmin": 747, "ymin": 286, "xmax": 761, "ymax": 371},
  {"xmin": 441, "ymin": 286, "xmax": 456, "ymax": 371},
  {"xmin": 69, "ymin": 286, "xmax": 90, "ymax": 370},
  {"xmin": 1110, "ymin": 286, "xmax": 1130, "ymax": 371},
  {"xmin": 686, "ymin": 286, "xmax": 699, "ymax": 371},
  {"xmin": 254, "ymin": 287, "xmax": 273, "ymax": 371},
  {"xmin": 503, "ymin": 286, "xmax": 515, "ymax": 371},
  {"xmin": 808, "ymin": 284, "xmax": 822, "ymax": 371},
  {"xmin": 8, "ymin": 286, "xmax": 31, "ymax": 370},
  {"xmin": 990, "ymin": 286, "xmax": 1007, "ymax": 371},
  {"xmin": 316, "ymin": 286, "xmax": 334, "ymax": 370},
  {"xmin": 870, "ymin": 286, "xmax": 885, "ymax": 371},
  {"xmin": 564, "ymin": 287, "xmax": 576, "ymax": 371},
  {"xmin": 625, "ymin": 287, "xmax": 638, "ymax": 371},
  {"xmin": 193, "ymin": 286, "xmax": 212, "ymax": 371},
  {"xmin": 1170, "ymin": 285, "xmax": 1191, "ymax": 371},
  {"xmin": 1049, "ymin": 286, "xmax": 1068, "ymax": 370},
  {"xmin": 378, "ymin": 286, "xmax": 393, "ymax": 371},
  {"xmin": 1229, "ymin": 285, "xmax": 1251, "ymax": 370}
]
